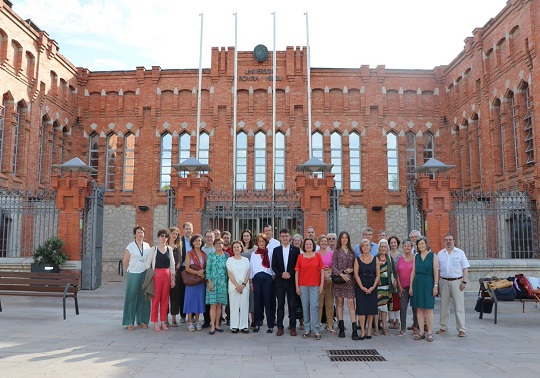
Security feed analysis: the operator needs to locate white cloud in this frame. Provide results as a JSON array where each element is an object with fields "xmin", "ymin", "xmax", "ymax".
[{"xmin": 14, "ymin": 0, "xmax": 509, "ymax": 71}]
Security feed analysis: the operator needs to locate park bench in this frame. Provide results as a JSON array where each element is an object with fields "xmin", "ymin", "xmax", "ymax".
[
  {"xmin": 0, "ymin": 271, "xmax": 79, "ymax": 320},
  {"xmin": 477, "ymin": 277, "xmax": 540, "ymax": 324}
]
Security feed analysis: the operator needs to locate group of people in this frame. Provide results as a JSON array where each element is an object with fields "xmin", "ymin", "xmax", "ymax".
[{"xmin": 122, "ymin": 224, "xmax": 470, "ymax": 343}]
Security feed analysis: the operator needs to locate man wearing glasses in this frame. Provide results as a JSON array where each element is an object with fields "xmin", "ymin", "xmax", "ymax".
[
  {"xmin": 327, "ymin": 233, "xmax": 337, "ymax": 251},
  {"xmin": 436, "ymin": 233, "xmax": 470, "ymax": 337}
]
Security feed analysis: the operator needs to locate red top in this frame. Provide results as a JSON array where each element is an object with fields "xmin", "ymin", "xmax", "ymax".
[{"xmin": 295, "ymin": 253, "xmax": 324, "ymax": 287}]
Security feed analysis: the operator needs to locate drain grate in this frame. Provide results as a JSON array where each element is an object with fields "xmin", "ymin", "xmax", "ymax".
[{"xmin": 326, "ymin": 349, "xmax": 386, "ymax": 362}]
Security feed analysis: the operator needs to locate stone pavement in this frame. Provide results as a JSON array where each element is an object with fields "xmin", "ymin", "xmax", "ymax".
[{"xmin": 1, "ymin": 272, "xmax": 539, "ymax": 377}]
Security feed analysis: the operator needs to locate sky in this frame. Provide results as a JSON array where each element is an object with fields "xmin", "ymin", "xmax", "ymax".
[{"xmin": 14, "ymin": 0, "xmax": 509, "ymax": 72}]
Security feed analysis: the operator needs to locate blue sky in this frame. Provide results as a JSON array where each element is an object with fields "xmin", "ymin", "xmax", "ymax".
[{"xmin": 14, "ymin": 0, "xmax": 508, "ymax": 71}]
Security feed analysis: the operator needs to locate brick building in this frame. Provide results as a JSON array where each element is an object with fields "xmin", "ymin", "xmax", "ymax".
[{"xmin": 0, "ymin": 0, "xmax": 539, "ymax": 280}]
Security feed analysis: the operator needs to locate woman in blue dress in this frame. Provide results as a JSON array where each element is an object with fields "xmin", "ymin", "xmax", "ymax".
[
  {"xmin": 409, "ymin": 236, "xmax": 439, "ymax": 342},
  {"xmin": 183, "ymin": 234, "xmax": 207, "ymax": 332}
]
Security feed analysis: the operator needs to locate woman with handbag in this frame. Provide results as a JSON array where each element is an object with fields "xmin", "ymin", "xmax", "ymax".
[
  {"xmin": 145, "ymin": 228, "xmax": 176, "ymax": 332},
  {"xmin": 122, "ymin": 225, "xmax": 151, "ymax": 330},
  {"xmin": 205, "ymin": 238, "xmax": 229, "ymax": 334},
  {"xmin": 354, "ymin": 239, "xmax": 380, "ymax": 340},
  {"xmin": 227, "ymin": 241, "xmax": 251, "ymax": 333},
  {"xmin": 331, "ymin": 231, "xmax": 356, "ymax": 338},
  {"xmin": 183, "ymin": 234, "xmax": 207, "ymax": 332},
  {"xmin": 317, "ymin": 235, "xmax": 335, "ymax": 333}
]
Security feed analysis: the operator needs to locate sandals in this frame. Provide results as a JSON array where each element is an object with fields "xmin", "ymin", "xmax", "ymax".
[
  {"xmin": 172, "ymin": 321, "xmax": 178, "ymax": 327},
  {"xmin": 302, "ymin": 332, "xmax": 311, "ymax": 338},
  {"xmin": 373, "ymin": 330, "xmax": 379, "ymax": 336},
  {"xmin": 242, "ymin": 328, "xmax": 250, "ymax": 334},
  {"xmin": 161, "ymin": 324, "xmax": 169, "ymax": 331},
  {"xmin": 436, "ymin": 329, "xmax": 446, "ymax": 335},
  {"xmin": 139, "ymin": 323, "xmax": 148, "ymax": 329},
  {"xmin": 253, "ymin": 326, "xmax": 260, "ymax": 333},
  {"xmin": 382, "ymin": 329, "xmax": 389, "ymax": 336},
  {"xmin": 326, "ymin": 327, "xmax": 335, "ymax": 333},
  {"xmin": 127, "ymin": 325, "xmax": 134, "ymax": 331},
  {"xmin": 153, "ymin": 325, "xmax": 160, "ymax": 332},
  {"xmin": 315, "ymin": 334, "xmax": 321, "ymax": 340},
  {"xmin": 398, "ymin": 330, "xmax": 406, "ymax": 337},
  {"xmin": 413, "ymin": 333, "xmax": 425, "ymax": 340},
  {"xmin": 426, "ymin": 334, "xmax": 434, "ymax": 342},
  {"xmin": 231, "ymin": 328, "xmax": 239, "ymax": 334}
]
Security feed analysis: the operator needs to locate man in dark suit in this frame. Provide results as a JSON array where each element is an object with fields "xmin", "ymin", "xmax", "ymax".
[{"xmin": 272, "ymin": 228, "xmax": 300, "ymax": 336}]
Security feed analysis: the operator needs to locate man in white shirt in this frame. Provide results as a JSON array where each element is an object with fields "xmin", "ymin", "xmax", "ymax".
[
  {"xmin": 436, "ymin": 232, "xmax": 470, "ymax": 337},
  {"xmin": 264, "ymin": 225, "xmax": 280, "ymax": 253},
  {"xmin": 201, "ymin": 230, "xmax": 215, "ymax": 254}
]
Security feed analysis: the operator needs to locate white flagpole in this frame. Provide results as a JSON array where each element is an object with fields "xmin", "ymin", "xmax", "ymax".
[
  {"xmin": 272, "ymin": 11, "xmax": 276, "ymax": 198},
  {"xmin": 196, "ymin": 13, "xmax": 204, "ymax": 160},
  {"xmin": 233, "ymin": 12, "xmax": 238, "ymax": 193},
  {"xmin": 305, "ymin": 12, "xmax": 312, "ymax": 157}
]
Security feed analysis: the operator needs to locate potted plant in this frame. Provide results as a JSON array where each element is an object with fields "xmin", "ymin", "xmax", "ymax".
[{"xmin": 31, "ymin": 237, "xmax": 68, "ymax": 273}]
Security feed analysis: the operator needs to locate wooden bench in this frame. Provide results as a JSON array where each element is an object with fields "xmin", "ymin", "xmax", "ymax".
[
  {"xmin": 477, "ymin": 278, "xmax": 540, "ymax": 324},
  {"xmin": 0, "ymin": 271, "xmax": 80, "ymax": 320}
]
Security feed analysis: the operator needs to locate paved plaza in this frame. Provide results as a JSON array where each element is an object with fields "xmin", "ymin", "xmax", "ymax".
[{"xmin": 1, "ymin": 272, "xmax": 539, "ymax": 377}]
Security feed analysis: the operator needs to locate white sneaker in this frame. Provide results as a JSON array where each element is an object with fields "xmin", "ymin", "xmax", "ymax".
[
  {"xmin": 195, "ymin": 323, "xmax": 202, "ymax": 331},
  {"xmin": 187, "ymin": 323, "xmax": 195, "ymax": 332}
]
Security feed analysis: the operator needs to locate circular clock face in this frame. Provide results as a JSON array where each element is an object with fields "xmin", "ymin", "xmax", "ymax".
[{"xmin": 253, "ymin": 44, "xmax": 268, "ymax": 62}]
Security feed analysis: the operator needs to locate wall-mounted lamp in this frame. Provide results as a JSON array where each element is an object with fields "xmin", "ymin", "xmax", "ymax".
[
  {"xmin": 138, "ymin": 205, "xmax": 149, "ymax": 211},
  {"xmin": 372, "ymin": 206, "xmax": 383, "ymax": 212}
]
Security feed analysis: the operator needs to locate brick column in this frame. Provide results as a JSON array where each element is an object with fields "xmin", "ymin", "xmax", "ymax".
[
  {"xmin": 173, "ymin": 173, "xmax": 212, "ymax": 234},
  {"xmin": 295, "ymin": 173, "xmax": 335, "ymax": 236},
  {"xmin": 417, "ymin": 176, "xmax": 458, "ymax": 253},
  {"xmin": 51, "ymin": 172, "xmax": 93, "ymax": 269}
]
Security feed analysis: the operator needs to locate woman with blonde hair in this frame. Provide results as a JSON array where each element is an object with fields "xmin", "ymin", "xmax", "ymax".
[
  {"xmin": 354, "ymin": 239, "xmax": 380, "ymax": 339},
  {"xmin": 373, "ymin": 239, "xmax": 396, "ymax": 336}
]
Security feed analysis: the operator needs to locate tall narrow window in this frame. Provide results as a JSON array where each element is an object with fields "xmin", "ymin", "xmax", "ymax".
[
  {"xmin": 254, "ymin": 132, "xmax": 266, "ymax": 190},
  {"xmin": 199, "ymin": 132, "xmax": 210, "ymax": 174},
  {"xmin": 387, "ymin": 132, "xmax": 399, "ymax": 190},
  {"xmin": 423, "ymin": 131, "xmax": 435, "ymax": 179},
  {"xmin": 12, "ymin": 103, "xmax": 23, "ymax": 175},
  {"xmin": 160, "ymin": 133, "xmax": 172, "ymax": 190},
  {"xmin": 275, "ymin": 132, "xmax": 286, "ymax": 190},
  {"xmin": 123, "ymin": 133, "xmax": 135, "ymax": 191},
  {"xmin": 330, "ymin": 132, "xmax": 342, "ymax": 189},
  {"xmin": 60, "ymin": 127, "xmax": 68, "ymax": 164},
  {"xmin": 88, "ymin": 133, "xmax": 99, "ymax": 179},
  {"xmin": 105, "ymin": 133, "xmax": 117, "ymax": 190},
  {"xmin": 49, "ymin": 122, "xmax": 57, "ymax": 184},
  {"xmin": 37, "ymin": 116, "xmax": 47, "ymax": 183},
  {"xmin": 524, "ymin": 86, "xmax": 534, "ymax": 165},
  {"xmin": 406, "ymin": 132, "xmax": 417, "ymax": 186},
  {"xmin": 236, "ymin": 132, "xmax": 248, "ymax": 190},
  {"xmin": 178, "ymin": 133, "xmax": 191, "ymax": 178},
  {"xmin": 312, "ymin": 132, "xmax": 324, "ymax": 160},
  {"xmin": 349, "ymin": 132, "xmax": 361, "ymax": 190},
  {"xmin": 0, "ymin": 98, "xmax": 5, "ymax": 167},
  {"xmin": 511, "ymin": 95, "xmax": 519, "ymax": 169}
]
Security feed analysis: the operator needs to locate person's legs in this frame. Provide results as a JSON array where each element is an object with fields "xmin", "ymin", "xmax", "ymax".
[
  {"xmin": 347, "ymin": 298, "xmax": 356, "ymax": 322},
  {"xmin": 416, "ymin": 308, "xmax": 425, "ymax": 337},
  {"xmin": 151, "ymin": 269, "xmax": 165, "ymax": 330},
  {"xmin": 451, "ymin": 280, "xmax": 466, "ymax": 332},
  {"xmin": 159, "ymin": 270, "xmax": 171, "ymax": 328},
  {"xmin": 286, "ymin": 285, "xmax": 297, "ymax": 330},
  {"xmin": 358, "ymin": 315, "xmax": 366, "ymax": 337},
  {"xmin": 426, "ymin": 308, "xmax": 434, "ymax": 336},
  {"xmin": 275, "ymin": 284, "xmax": 286, "ymax": 330},
  {"xmin": 252, "ymin": 273, "xmax": 264, "ymax": 327},
  {"xmin": 240, "ymin": 287, "xmax": 250, "ymax": 330},
  {"xmin": 324, "ymin": 286, "xmax": 334, "ymax": 330},
  {"xmin": 309, "ymin": 286, "xmax": 320, "ymax": 335},
  {"xmin": 438, "ymin": 278, "xmax": 451, "ymax": 331},
  {"xmin": 300, "ymin": 286, "xmax": 311, "ymax": 333},
  {"xmin": 122, "ymin": 272, "xmax": 138, "ymax": 327},
  {"xmin": 209, "ymin": 304, "xmax": 217, "ymax": 332},
  {"xmin": 262, "ymin": 274, "xmax": 275, "ymax": 329},
  {"xmin": 366, "ymin": 315, "xmax": 373, "ymax": 336},
  {"xmin": 399, "ymin": 288, "xmax": 410, "ymax": 332},
  {"xmin": 379, "ymin": 307, "xmax": 388, "ymax": 334},
  {"xmin": 229, "ymin": 291, "xmax": 240, "ymax": 329},
  {"xmin": 215, "ymin": 303, "xmax": 223, "ymax": 330},
  {"xmin": 336, "ymin": 296, "xmax": 344, "ymax": 320}
]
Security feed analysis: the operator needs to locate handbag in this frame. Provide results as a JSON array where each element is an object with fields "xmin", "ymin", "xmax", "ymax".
[
  {"xmin": 181, "ymin": 264, "xmax": 204, "ymax": 286},
  {"xmin": 331, "ymin": 271, "xmax": 351, "ymax": 284},
  {"xmin": 494, "ymin": 286, "xmax": 515, "ymax": 301},
  {"xmin": 475, "ymin": 297, "xmax": 493, "ymax": 313}
]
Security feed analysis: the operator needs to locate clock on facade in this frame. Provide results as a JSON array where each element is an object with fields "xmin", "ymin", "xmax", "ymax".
[{"xmin": 253, "ymin": 44, "xmax": 268, "ymax": 62}]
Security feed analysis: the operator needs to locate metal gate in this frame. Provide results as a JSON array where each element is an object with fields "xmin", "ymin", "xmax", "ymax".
[
  {"xmin": 202, "ymin": 190, "xmax": 303, "ymax": 239},
  {"xmin": 82, "ymin": 182, "xmax": 104, "ymax": 290},
  {"xmin": 327, "ymin": 187, "xmax": 340, "ymax": 234},
  {"xmin": 166, "ymin": 188, "xmax": 178, "ymax": 228},
  {"xmin": 0, "ymin": 188, "xmax": 58, "ymax": 258},
  {"xmin": 449, "ymin": 189, "xmax": 539, "ymax": 259},
  {"xmin": 406, "ymin": 184, "xmax": 424, "ymax": 236}
]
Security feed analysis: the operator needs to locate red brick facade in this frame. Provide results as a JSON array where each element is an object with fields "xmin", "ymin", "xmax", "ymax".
[{"xmin": 0, "ymin": 0, "xmax": 538, "ymax": 260}]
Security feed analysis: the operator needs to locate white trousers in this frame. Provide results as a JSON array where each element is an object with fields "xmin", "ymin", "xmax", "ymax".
[
  {"xmin": 229, "ymin": 287, "xmax": 250, "ymax": 330},
  {"xmin": 439, "ymin": 278, "xmax": 466, "ymax": 332}
]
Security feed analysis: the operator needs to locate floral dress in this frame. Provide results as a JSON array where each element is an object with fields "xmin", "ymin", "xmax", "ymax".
[{"xmin": 205, "ymin": 252, "xmax": 229, "ymax": 305}]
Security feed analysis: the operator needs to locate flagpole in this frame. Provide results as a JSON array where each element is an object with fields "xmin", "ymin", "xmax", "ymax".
[
  {"xmin": 305, "ymin": 12, "xmax": 312, "ymax": 157},
  {"xmin": 233, "ymin": 12, "xmax": 238, "ymax": 194},
  {"xmin": 272, "ymin": 11, "xmax": 276, "ymax": 200},
  {"xmin": 196, "ymin": 13, "xmax": 204, "ymax": 160}
]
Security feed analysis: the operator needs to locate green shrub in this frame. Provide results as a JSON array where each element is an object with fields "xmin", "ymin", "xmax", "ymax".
[{"xmin": 33, "ymin": 237, "xmax": 68, "ymax": 266}]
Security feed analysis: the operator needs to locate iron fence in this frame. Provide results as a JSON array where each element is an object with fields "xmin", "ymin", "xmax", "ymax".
[
  {"xmin": 0, "ymin": 188, "xmax": 58, "ymax": 258},
  {"xmin": 449, "ymin": 189, "xmax": 539, "ymax": 259},
  {"xmin": 202, "ymin": 189, "xmax": 303, "ymax": 239}
]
